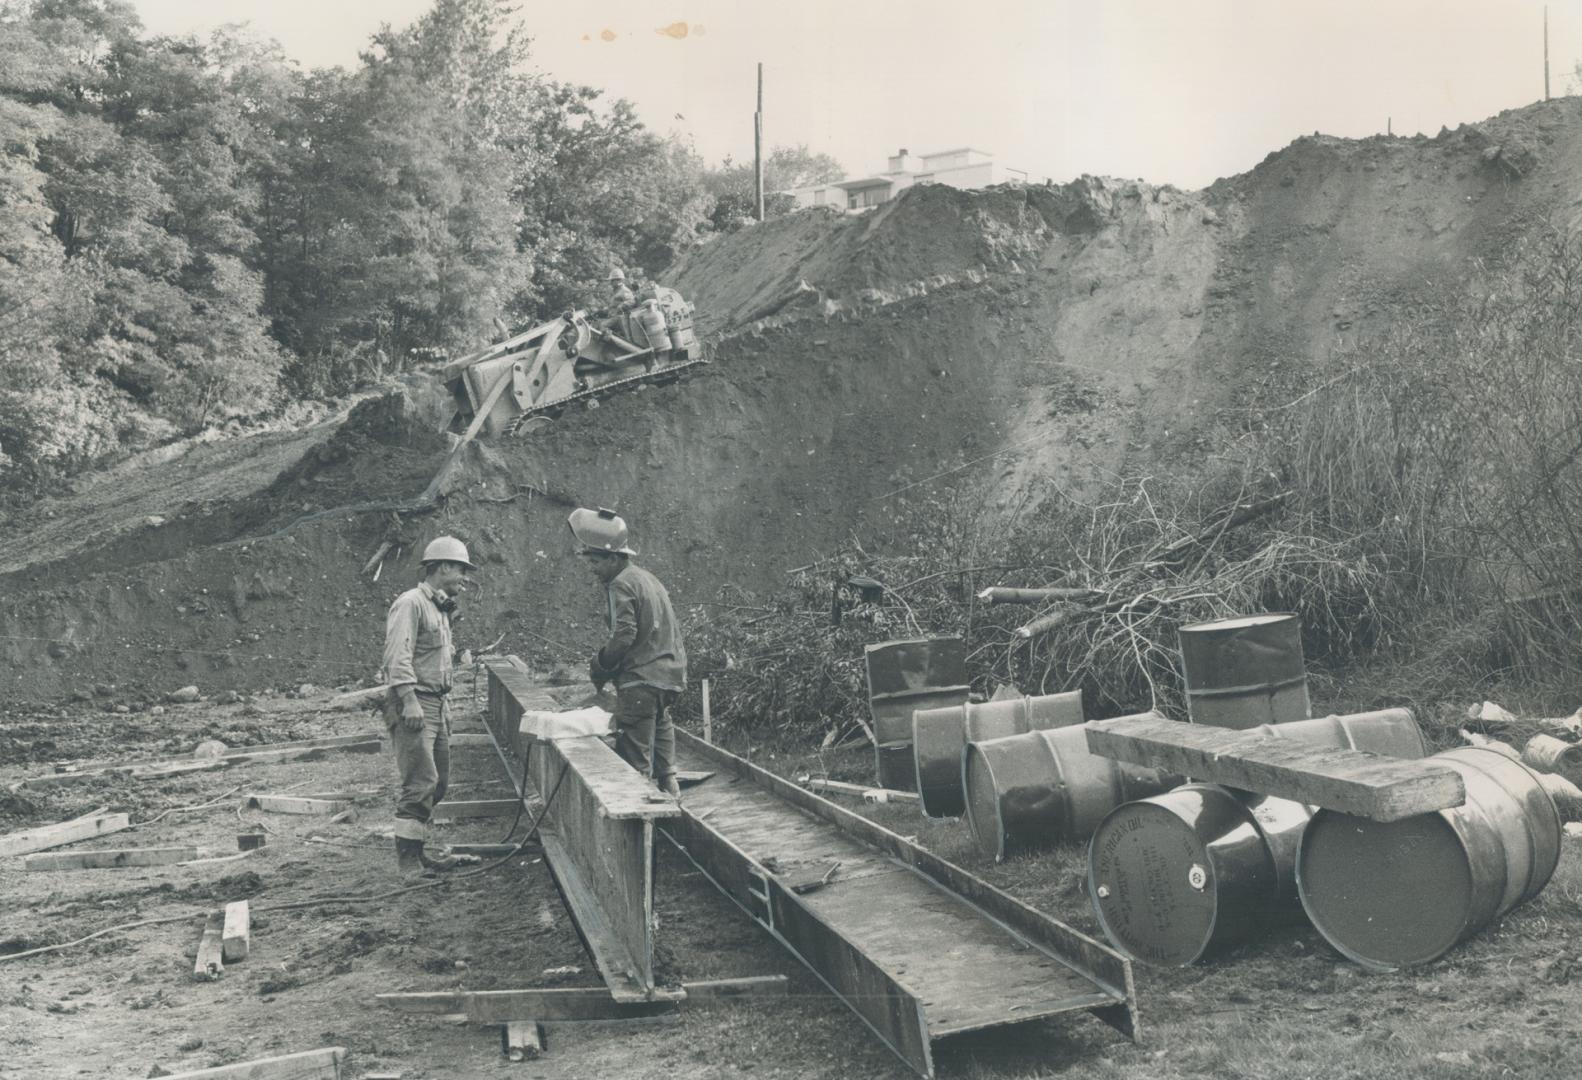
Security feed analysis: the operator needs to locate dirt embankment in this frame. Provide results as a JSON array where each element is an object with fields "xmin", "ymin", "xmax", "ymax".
[{"xmin": 2, "ymin": 98, "xmax": 1581, "ymax": 702}]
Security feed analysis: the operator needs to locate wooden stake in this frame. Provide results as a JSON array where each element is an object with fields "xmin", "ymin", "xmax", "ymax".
[
  {"xmin": 194, "ymin": 912, "xmax": 225, "ymax": 981},
  {"xmin": 754, "ymin": 63, "xmax": 765, "ymax": 222},
  {"xmin": 701, "ymin": 678, "xmax": 712, "ymax": 743},
  {"xmin": 221, "ymin": 900, "xmax": 250, "ymax": 963}
]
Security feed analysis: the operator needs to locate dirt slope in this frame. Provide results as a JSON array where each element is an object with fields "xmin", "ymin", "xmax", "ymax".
[{"xmin": 3, "ymin": 98, "xmax": 1581, "ymax": 701}]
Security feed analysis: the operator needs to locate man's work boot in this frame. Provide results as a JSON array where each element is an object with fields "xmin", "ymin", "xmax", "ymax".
[
  {"xmin": 659, "ymin": 774, "xmax": 681, "ymax": 799},
  {"xmin": 395, "ymin": 837, "xmax": 425, "ymax": 877}
]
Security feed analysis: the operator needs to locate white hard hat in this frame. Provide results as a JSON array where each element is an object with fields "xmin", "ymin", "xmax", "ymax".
[
  {"xmin": 568, "ymin": 507, "xmax": 637, "ymax": 556},
  {"xmin": 420, "ymin": 536, "xmax": 478, "ymax": 569},
  {"xmin": 607, "ymin": 268, "xmax": 627, "ymax": 283}
]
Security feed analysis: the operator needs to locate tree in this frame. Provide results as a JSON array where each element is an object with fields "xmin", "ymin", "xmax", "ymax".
[{"xmin": 702, "ymin": 144, "xmax": 846, "ymax": 232}]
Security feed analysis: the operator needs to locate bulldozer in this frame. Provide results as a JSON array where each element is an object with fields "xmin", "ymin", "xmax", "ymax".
[{"xmin": 439, "ymin": 285, "xmax": 706, "ymax": 438}]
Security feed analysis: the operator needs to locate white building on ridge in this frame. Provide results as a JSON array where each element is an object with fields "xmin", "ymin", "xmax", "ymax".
[{"xmin": 786, "ymin": 147, "xmax": 1043, "ymax": 211}]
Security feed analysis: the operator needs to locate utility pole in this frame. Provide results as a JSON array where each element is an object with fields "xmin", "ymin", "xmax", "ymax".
[
  {"xmin": 754, "ymin": 63, "xmax": 765, "ymax": 222},
  {"xmin": 1544, "ymin": 5, "xmax": 1551, "ymax": 101}
]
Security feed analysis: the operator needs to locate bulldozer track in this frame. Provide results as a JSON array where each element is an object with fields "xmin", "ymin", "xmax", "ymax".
[{"xmin": 503, "ymin": 356, "xmax": 711, "ymax": 435}]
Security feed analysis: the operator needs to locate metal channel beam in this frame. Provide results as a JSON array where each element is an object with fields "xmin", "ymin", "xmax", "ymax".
[
  {"xmin": 482, "ymin": 658, "xmax": 682, "ymax": 1003},
  {"xmin": 663, "ymin": 728, "xmax": 1139, "ymax": 1077}
]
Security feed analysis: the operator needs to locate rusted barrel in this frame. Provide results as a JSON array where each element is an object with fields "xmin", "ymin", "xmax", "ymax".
[
  {"xmin": 912, "ymin": 692, "xmax": 1085, "ymax": 818},
  {"xmin": 1178, "ymin": 613, "xmax": 1309, "ymax": 729},
  {"xmin": 1523, "ymin": 734, "xmax": 1582, "ymax": 781},
  {"xmin": 1085, "ymin": 707, "xmax": 1432, "ymax": 966},
  {"xmin": 864, "ymin": 638, "xmax": 970, "ymax": 791},
  {"xmin": 963, "ymin": 713, "xmax": 1183, "ymax": 860},
  {"xmin": 1296, "ymin": 746, "xmax": 1562, "ymax": 971}
]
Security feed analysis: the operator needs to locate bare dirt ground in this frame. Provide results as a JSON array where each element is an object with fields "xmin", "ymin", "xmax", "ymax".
[{"xmin": 5, "ymin": 675, "xmax": 1582, "ymax": 1080}]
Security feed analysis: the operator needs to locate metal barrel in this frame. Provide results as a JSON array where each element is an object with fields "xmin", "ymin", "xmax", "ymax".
[
  {"xmin": 963, "ymin": 714, "xmax": 1183, "ymax": 861},
  {"xmin": 912, "ymin": 692, "xmax": 1084, "ymax": 819},
  {"xmin": 1522, "ymin": 734, "xmax": 1582, "ymax": 781},
  {"xmin": 1178, "ymin": 613, "xmax": 1310, "ymax": 729},
  {"xmin": 1296, "ymin": 746, "xmax": 1562, "ymax": 971},
  {"xmin": 1087, "ymin": 784, "xmax": 1297, "ymax": 966},
  {"xmin": 864, "ymin": 638, "xmax": 970, "ymax": 791},
  {"xmin": 1085, "ymin": 708, "xmax": 1433, "ymax": 966}
]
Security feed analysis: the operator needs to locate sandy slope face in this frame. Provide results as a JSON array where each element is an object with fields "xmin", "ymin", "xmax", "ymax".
[{"xmin": 4, "ymin": 100, "xmax": 1582, "ymax": 700}]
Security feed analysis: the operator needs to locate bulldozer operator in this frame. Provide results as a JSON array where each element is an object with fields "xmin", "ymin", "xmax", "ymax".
[{"xmin": 571, "ymin": 507, "xmax": 686, "ymax": 798}]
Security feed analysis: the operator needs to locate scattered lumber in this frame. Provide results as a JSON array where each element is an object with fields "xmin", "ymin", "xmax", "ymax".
[
  {"xmin": 378, "ymin": 987, "xmax": 680, "ymax": 1024},
  {"xmin": 1084, "ymin": 714, "xmax": 1466, "ymax": 822},
  {"xmin": 429, "ymin": 799, "xmax": 520, "ymax": 822},
  {"xmin": 237, "ymin": 833, "xmax": 267, "ymax": 851},
  {"xmin": 679, "ymin": 975, "xmax": 789, "ymax": 1000},
  {"xmin": 25, "ymin": 846, "xmax": 199, "ymax": 871},
  {"xmin": 0, "ymin": 811, "xmax": 131, "ymax": 858},
  {"xmin": 329, "ymin": 685, "xmax": 389, "ymax": 711},
  {"xmin": 289, "ymin": 790, "xmax": 381, "ymax": 803},
  {"xmin": 194, "ymin": 912, "xmax": 225, "ymax": 981},
  {"xmin": 244, "ymin": 795, "xmax": 352, "ymax": 816},
  {"xmin": 447, "ymin": 732, "xmax": 494, "ymax": 747},
  {"xmin": 221, "ymin": 901, "xmax": 250, "ymax": 963},
  {"xmin": 675, "ymin": 770, "xmax": 715, "ymax": 787},
  {"xmin": 805, "ymin": 778, "xmax": 920, "ymax": 804},
  {"xmin": 501, "ymin": 1021, "xmax": 545, "ymax": 1061},
  {"xmin": 157, "ymin": 1047, "xmax": 346, "ymax": 1080},
  {"xmin": 20, "ymin": 735, "xmax": 383, "ymax": 790}
]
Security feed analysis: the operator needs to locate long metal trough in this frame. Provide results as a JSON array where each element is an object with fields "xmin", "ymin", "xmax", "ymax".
[{"xmin": 663, "ymin": 727, "xmax": 1138, "ymax": 1077}]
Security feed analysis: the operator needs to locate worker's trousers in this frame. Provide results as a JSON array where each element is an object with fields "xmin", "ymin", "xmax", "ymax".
[
  {"xmin": 386, "ymin": 691, "xmax": 450, "ymax": 842},
  {"xmin": 611, "ymin": 684, "xmax": 678, "ymax": 784}
]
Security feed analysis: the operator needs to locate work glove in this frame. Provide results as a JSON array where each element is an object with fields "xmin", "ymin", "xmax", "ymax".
[{"xmin": 399, "ymin": 694, "xmax": 425, "ymax": 732}]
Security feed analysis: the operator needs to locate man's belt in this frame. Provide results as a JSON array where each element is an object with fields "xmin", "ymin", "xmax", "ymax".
[{"xmin": 413, "ymin": 685, "xmax": 451, "ymax": 698}]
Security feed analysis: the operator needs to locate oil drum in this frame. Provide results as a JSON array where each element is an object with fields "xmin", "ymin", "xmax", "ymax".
[
  {"xmin": 864, "ymin": 638, "xmax": 970, "ymax": 791},
  {"xmin": 912, "ymin": 691, "xmax": 1084, "ymax": 818},
  {"xmin": 1178, "ymin": 613, "xmax": 1309, "ymax": 729},
  {"xmin": 963, "ymin": 716, "xmax": 1182, "ymax": 860},
  {"xmin": 1296, "ymin": 746, "xmax": 1561, "ymax": 970}
]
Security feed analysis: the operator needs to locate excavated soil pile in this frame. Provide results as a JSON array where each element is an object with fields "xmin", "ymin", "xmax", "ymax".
[{"xmin": 3, "ymin": 98, "xmax": 1581, "ymax": 702}]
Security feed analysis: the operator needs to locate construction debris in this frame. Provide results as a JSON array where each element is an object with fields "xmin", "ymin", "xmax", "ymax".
[
  {"xmin": 0, "ymin": 809, "xmax": 131, "ymax": 858},
  {"xmin": 803, "ymin": 778, "xmax": 920, "ymax": 804},
  {"xmin": 221, "ymin": 901, "xmax": 250, "ymax": 963},
  {"xmin": 501, "ymin": 1021, "xmax": 545, "ymax": 1061},
  {"xmin": 156, "ymin": 1047, "xmax": 346, "ymax": 1080},
  {"xmin": 25, "ymin": 846, "xmax": 199, "ymax": 871},
  {"xmin": 245, "ymin": 795, "xmax": 352, "ymax": 815},
  {"xmin": 193, "ymin": 912, "xmax": 225, "ymax": 980}
]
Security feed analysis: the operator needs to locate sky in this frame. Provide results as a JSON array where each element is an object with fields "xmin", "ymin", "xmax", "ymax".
[{"xmin": 129, "ymin": 0, "xmax": 1582, "ymax": 190}]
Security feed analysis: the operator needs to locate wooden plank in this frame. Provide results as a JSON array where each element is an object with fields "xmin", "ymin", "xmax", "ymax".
[
  {"xmin": 222, "ymin": 900, "xmax": 250, "ymax": 963},
  {"xmin": 25, "ymin": 846, "xmax": 199, "ymax": 871},
  {"xmin": 806, "ymin": 779, "xmax": 920, "ymax": 804},
  {"xmin": 21, "ymin": 761, "xmax": 225, "ymax": 789},
  {"xmin": 219, "ymin": 740, "xmax": 383, "ymax": 765},
  {"xmin": 0, "ymin": 812, "xmax": 131, "ymax": 857},
  {"xmin": 429, "ymin": 798, "xmax": 520, "ymax": 821},
  {"xmin": 288, "ymin": 790, "xmax": 381, "ymax": 803},
  {"xmin": 158, "ymin": 1047, "xmax": 345, "ymax": 1080},
  {"xmin": 245, "ymin": 795, "xmax": 351, "ymax": 815},
  {"xmin": 446, "ymin": 732, "xmax": 494, "ymax": 746},
  {"xmin": 501, "ymin": 1021, "xmax": 545, "ymax": 1061},
  {"xmin": 447, "ymin": 843, "xmax": 525, "ymax": 857},
  {"xmin": 681, "ymin": 975, "xmax": 789, "ymax": 999},
  {"xmin": 1083, "ymin": 714, "xmax": 1465, "ymax": 822},
  {"xmin": 19, "ymin": 737, "xmax": 382, "ymax": 789},
  {"xmin": 544, "ymin": 735, "xmax": 683, "ymax": 820},
  {"xmin": 676, "ymin": 770, "xmax": 715, "ymax": 787},
  {"xmin": 194, "ymin": 911, "xmax": 225, "ymax": 980},
  {"xmin": 376, "ymin": 989, "xmax": 678, "ymax": 1023}
]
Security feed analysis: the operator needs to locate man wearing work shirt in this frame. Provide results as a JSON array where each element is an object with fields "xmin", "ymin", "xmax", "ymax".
[
  {"xmin": 381, "ymin": 535, "xmax": 476, "ymax": 876},
  {"xmin": 569, "ymin": 507, "xmax": 686, "ymax": 797}
]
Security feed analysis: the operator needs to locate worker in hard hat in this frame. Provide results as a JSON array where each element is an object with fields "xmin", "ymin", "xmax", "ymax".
[
  {"xmin": 380, "ymin": 536, "xmax": 477, "ymax": 876},
  {"xmin": 569, "ymin": 508, "xmax": 687, "ymax": 797},
  {"xmin": 607, "ymin": 267, "xmax": 636, "ymax": 311}
]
